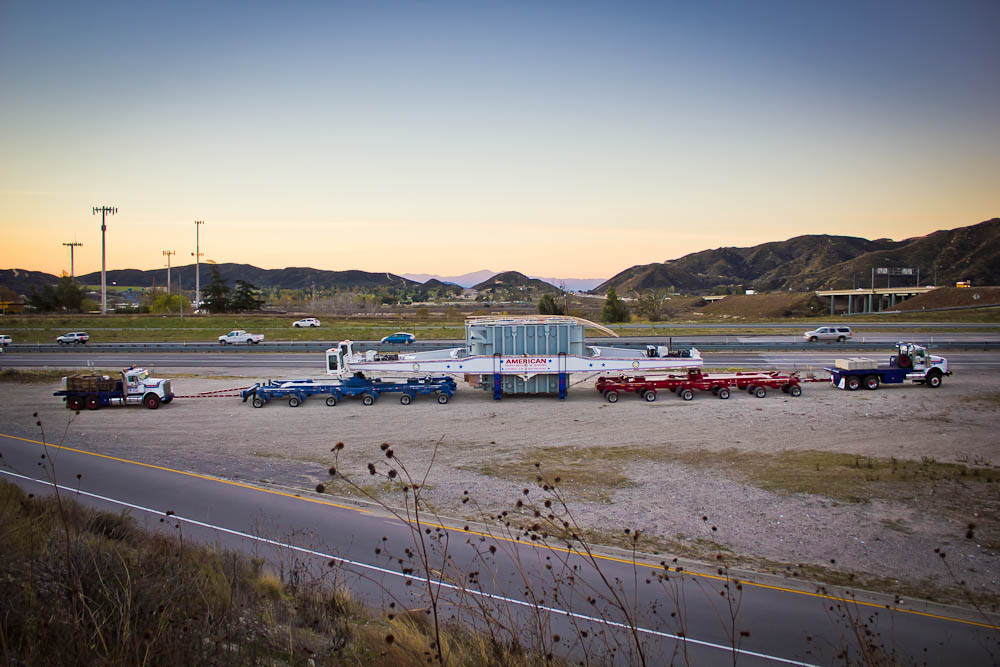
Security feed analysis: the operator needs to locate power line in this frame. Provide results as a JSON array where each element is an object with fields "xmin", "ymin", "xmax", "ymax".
[
  {"xmin": 192, "ymin": 221, "xmax": 204, "ymax": 310},
  {"xmin": 62, "ymin": 241, "xmax": 83, "ymax": 278},
  {"xmin": 92, "ymin": 206, "xmax": 117, "ymax": 315}
]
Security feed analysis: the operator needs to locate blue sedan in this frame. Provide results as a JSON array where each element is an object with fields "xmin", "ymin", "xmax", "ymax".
[{"xmin": 380, "ymin": 332, "xmax": 416, "ymax": 345}]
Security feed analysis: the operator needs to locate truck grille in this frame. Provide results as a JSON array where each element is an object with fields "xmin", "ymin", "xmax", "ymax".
[{"xmin": 162, "ymin": 380, "xmax": 171, "ymax": 395}]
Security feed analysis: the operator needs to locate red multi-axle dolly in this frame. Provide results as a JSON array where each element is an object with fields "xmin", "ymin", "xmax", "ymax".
[{"xmin": 595, "ymin": 368, "xmax": 824, "ymax": 402}]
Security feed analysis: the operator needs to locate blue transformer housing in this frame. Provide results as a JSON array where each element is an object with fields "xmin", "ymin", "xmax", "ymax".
[{"xmin": 466, "ymin": 318, "xmax": 584, "ymax": 397}]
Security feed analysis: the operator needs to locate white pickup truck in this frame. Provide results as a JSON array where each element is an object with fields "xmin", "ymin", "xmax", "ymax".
[{"xmin": 218, "ymin": 330, "xmax": 264, "ymax": 345}]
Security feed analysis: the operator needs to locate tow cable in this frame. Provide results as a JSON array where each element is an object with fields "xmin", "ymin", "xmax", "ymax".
[{"xmin": 172, "ymin": 387, "xmax": 247, "ymax": 399}]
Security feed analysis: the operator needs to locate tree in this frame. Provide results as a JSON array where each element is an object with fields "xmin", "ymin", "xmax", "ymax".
[
  {"xmin": 28, "ymin": 276, "xmax": 86, "ymax": 312},
  {"xmin": 635, "ymin": 290, "xmax": 670, "ymax": 321},
  {"xmin": 230, "ymin": 280, "xmax": 264, "ymax": 312},
  {"xmin": 537, "ymin": 293, "xmax": 565, "ymax": 315},
  {"xmin": 600, "ymin": 287, "xmax": 630, "ymax": 323},
  {"xmin": 201, "ymin": 265, "xmax": 231, "ymax": 313}
]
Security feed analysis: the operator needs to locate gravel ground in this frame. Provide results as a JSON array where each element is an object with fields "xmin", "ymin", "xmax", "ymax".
[{"xmin": 2, "ymin": 365, "xmax": 998, "ymax": 605}]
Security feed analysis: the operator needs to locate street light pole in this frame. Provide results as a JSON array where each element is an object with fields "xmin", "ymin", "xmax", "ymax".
[
  {"xmin": 92, "ymin": 206, "xmax": 117, "ymax": 315},
  {"xmin": 192, "ymin": 221, "xmax": 204, "ymax": 310},
  {"xmin": 162, "ymin": 250, "xmax": 175, "ymax": 293},
  {"xmin": 62, "ymin": 241, "xmax": 83, "ymax": 278}
]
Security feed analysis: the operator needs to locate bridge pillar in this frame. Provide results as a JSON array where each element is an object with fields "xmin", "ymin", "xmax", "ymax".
[
  {"xmin": 830, "ymin": 296, "xmax": 835, "ymax": 316},
  {"xmin": 848, "ymin": 294, "xmax": 852, "ymax": 314}
]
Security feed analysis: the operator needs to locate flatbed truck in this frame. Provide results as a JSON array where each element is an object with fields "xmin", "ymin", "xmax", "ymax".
[
  {"xmin": 54, "ymin": 367, "xmax": 174, "ymax": 410},
  {"xmin": 825, "ymin": 342, "xmax": 951, "ymax": 390}
]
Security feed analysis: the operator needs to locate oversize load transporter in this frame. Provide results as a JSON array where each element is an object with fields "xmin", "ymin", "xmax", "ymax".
[
  {"xmin": 325, "ymin": 316, "xmax": 702, "ymax": 399},
  {"xmin": 241, "ymin": 375, "xmax": 457, "ymax": 408},
  {"xmin": 596, "ymin": 369, "xmax": 816, "ymax": 402}
]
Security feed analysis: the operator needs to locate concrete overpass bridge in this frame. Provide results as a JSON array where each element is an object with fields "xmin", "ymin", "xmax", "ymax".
[{"xmin": 815, "ymin": 286, "xmax": 936, "ymax": 315}]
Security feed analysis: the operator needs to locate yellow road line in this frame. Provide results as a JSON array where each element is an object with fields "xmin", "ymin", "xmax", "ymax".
[
  {"xmin": 3, "ymin": 432, "xmax": 995, "ymax": 631},
  {"xmin": 0, "ymin": 432, "xmax": 365, "ymax": 514}
]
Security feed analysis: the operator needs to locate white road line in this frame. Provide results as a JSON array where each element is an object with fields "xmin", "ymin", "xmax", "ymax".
[{"xmin": 1, "ymin": 468, "xmax": 817, "ymax": 667}]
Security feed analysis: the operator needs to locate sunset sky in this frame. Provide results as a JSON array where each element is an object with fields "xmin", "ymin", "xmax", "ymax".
[{"xmin": 1, "ymin": 1, "xmax": 997, "ymax": 279}]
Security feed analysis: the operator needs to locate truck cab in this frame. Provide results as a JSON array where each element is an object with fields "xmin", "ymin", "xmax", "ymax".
[{"xmin": 889, "ymin": 342, "xmax": 948, "ymax": 375}]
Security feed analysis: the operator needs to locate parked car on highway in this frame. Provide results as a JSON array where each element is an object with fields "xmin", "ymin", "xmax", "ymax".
[
  {"xmin": 0, "ymin": 334, "xmax": 11, "ymax": 347},
  {"xmin": 803, "ymin": 326, "xmax": 852, "ymax": 342},
  {"xmin": 380, "ymin": 332, "xmax": 416, "ymax": 345},
  {"xmin": 57, "ymin": 331, "xmax": 89, "ymax": 345},
  {"xmin": 218, "ymin": 330, "xmax": 264, "ymax": 345},
  {"xmin": 292, "ymin": 318, "xmax": 321, "ymax": 328}
]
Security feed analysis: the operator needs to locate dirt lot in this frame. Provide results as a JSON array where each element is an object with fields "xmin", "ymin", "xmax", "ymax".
[{"xmin": 2, "ymin": 366, "xmax": 998, "ymax": 608}]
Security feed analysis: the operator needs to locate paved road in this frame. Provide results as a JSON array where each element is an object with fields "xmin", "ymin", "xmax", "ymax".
[{"xmin": 1, "ymin": 432, "xmax": 996, "ymax": 665}]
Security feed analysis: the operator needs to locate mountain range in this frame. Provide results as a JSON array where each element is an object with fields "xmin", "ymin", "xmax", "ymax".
[
  {"xmin": 593, "ymin": 218, "xmax": 999, "ymax": 294},
  {"xmin": 3, "ymin": 219, "xmax": 996, "ymax": 298},
  {"xmin": 401, "ymin": 271, "xmax": 605, "ymax": 291}
]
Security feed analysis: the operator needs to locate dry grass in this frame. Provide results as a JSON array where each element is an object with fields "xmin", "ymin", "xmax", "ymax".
[{"xmin": 0, "ymin": 480, "xmax": 559, "ymax": 666}]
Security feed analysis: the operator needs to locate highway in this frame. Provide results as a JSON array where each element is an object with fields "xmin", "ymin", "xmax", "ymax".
[
  {"xmin": 3, "ymin": 350, "xmax": 1000, "ymax": 372},
  {"xmin": 1, "ymin": 432, "xmax": 997, "ymax": 665}
]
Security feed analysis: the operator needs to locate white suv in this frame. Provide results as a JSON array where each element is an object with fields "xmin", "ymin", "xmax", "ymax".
[
  {"xmin": 804, "ymin": 326, "xmax": 852, "ymax": 343},
  {"xmin": 0, "ymin": 334, "xmax": 11, "ymax": 347},
  {"xmin": 57, "ymin": 331, "xmax": 90, "ymax": 345},
  {"xmin": 293, "ymin": 318, "xmax": 321, "ymax": 327}
]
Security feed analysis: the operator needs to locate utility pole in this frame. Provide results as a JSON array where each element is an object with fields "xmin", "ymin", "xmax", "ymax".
[
  {"xmin": 162, "ymin": 250, "xmax": 176, "ymax": 293},
  {"xmin": 92, "ymin": 206, "xmax": 117, "ymax": 315},
  {"xmin": 62, "ymin": 241, "xmax": 83, "ymax": 278},
  {"xmin": 192, "ymin": 221, "xmax": 204, "ymax": 310}
]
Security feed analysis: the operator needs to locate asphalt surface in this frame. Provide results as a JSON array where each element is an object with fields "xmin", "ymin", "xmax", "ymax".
[{"xmin": 2, "ymin": 432, "xmax": 997, "ymax": 665}]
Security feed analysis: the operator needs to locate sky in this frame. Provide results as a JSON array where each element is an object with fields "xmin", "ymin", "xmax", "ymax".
[{"xmin": 1, "ymin": 1, "xmax": 998, "ymax": 279}]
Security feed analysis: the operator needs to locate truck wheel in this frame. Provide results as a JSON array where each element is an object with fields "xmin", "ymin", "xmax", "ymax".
[
  {"xmin": 436, "ymin": 393, "xmax": 450, "ymax": 404},
  {"xmin": 400, "ymin": 394, "xmax": 413, "ymax": 405},
  {"xmin": 863, "ymin": 375, "xmax": 880, "ymax": 390},
  {"xmin": 679, "ymin": 388, "xmax": 694, "ymax": 401},
  {"xmin": 926, "ymin": 371, "xmax": 943, "ymax": 388},
  {"xmin": 605, "ymin": 391, "xmax": 619, "ymax": 403},
  {"xmin": 643, "ymin": 389, "xmax": 656, "ymax": 402},
  {"xmin": 717, "ymin": 388, "xmax": 730, "ymax": 400},
  {"xmin": 846, "ymin": 376, "xmax": 861, "ymax": 391},
  {"xmin": 86, "ymin": 395, "xmax": 100, "ymax": 410},
  {"xmin": 362, "ymin": 394, "xmax": 375, "ymax": 406},
  {"xmin": 747, "ymin": 385, "xmax": 756, "ymax": 394},
  {"xmin": 754, "ymin": 386, "xmax": 767, "ymax": 398},
  {"xmin": 67, "ymin": 396, "xmax": 84, "ymax": 411},
  {"xmin": 789, "ymin": 385, "xmax": 802, "ymax": 397},
  {"xmin": 143, "ymin": 393, "xmax": 161, "ymax": 410},
  {"xmin": 897, "ymin": 354, "xmax": 911, "ymax": 368},
  {"xmin": 288, "ymin": 396, "xmax": 300, "ymax": 408},
  {"xmin": 252, "ymin": 396, "xmax": 265, "ymax": 408},
  {"xmin": 325, "ymin": 396, "xmax": 338, "ymax": 407}
]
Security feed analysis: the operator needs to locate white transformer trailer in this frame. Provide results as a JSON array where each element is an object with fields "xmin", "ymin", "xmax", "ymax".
[{"xmin": 325, "ymin": 316, "xmax": 702, "ymax": 399}]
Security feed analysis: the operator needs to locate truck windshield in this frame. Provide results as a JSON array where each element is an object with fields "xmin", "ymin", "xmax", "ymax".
[{"xmin": 136, "ymin": 370, "xmax": 149, "ymax": 381}]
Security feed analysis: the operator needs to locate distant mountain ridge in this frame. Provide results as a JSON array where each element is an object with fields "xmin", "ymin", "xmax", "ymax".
[
  {"xmin": 472, "ymin": 271, "xmax": 562, "ymax": 295},
  {"xmin": 402, "ymin": 270, "xmax": 605, "ymax": 291},
  {"xmin": 594, "ymin": 218, "xmax": 1000, "ymax": 294}
]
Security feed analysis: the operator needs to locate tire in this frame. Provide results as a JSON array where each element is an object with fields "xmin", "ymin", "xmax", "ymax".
[
  {"xmin": 679, "ymin": 388, "xmax": 694, "ymax": 401},
  {"xmin": 754, "ymin": 386, "xmax": 767, "ymax": 398},
  {"xmin": 252, "ymin": 396, "xmax": 264, "ymax": 408},
  {"xmin": 717, "ymin": 388, "xmax": 730, "ymax": 400},
  {"xmin": 311, "ymin": 323, "xmax": 318, "ymax": 328},
  {"xmin": 605, "ymin": 391, "xmax": 619, "ymax": 403},
  {"xmin": 897, "ymin": 354, "xmax": 911, "ymax": 369},
  {"xmin": 789, "ymin": 385, "xmax": 802, "ymax": 397},
  {"xmin": 325, "ymin": 395, "xmax": 338, "ymax": 407},
  {"xmin": 288, "ymin": 396, "xmax": 300, "ymax": 408},
  {"xmin": 926, "ymin": 371, "xmax": 943, "ymax": 388},
  {"xmin": 808, "ymin": 336, "xmax": 818, "ymax": 343},
  {"xmin": 219, "ymin": 340, "xmax": 227, "ymax": 345},
  {"xmin": 294, "ymin": 323, "xmax": 301, "ymax": 328},
  {"xmin": 74, "ymin": 340, "xmax": 82, "ymax": 345},
  {"xmin": 781, "ymin": 384, "xmax": 790, "ymax": 394},
  {"xmin": 643, "ymin": 389, "xmax": 656, "ymax": 402},
  {"xmin": 85, "ymin": 395, "xmax": 100, "ymax": 410},
  {"xmin": 400, "ymin": 394, "xmax": 412, "ymax": 405},
  {"xmin": 59, "ymin": 340, "xmax": 67, "ymax": 345},
  {"xmin": 436, "ymin": 393, "xmax": 450, "ymax": 405},
  {"xmin": 67, "ymin": 396, "xmax": 84, "ymax": 411},
  {"xmin": 143, "ymin": 393, "xmax": 161, "ymax": 410},
  {"xmin": 361, "ymin": 394, "xmax": 375, "ymax": 406},
  {"xmin": 748, "ymin": 385, "xmax": 756, "ymax": 394},
  {"xmin": 846, "ymin": 376, "xmax": 861, "ymax": 391},
  {"xmin": 161, "ymin": 396, "xmax": 173, "ymax": 403},
  {"xmin": 863, "ymin": 375, "xmax": 880, "ymax": 391},
  {"xmin": 837, "ymin": 336, "xmax": 846, "ymax": 343}
]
